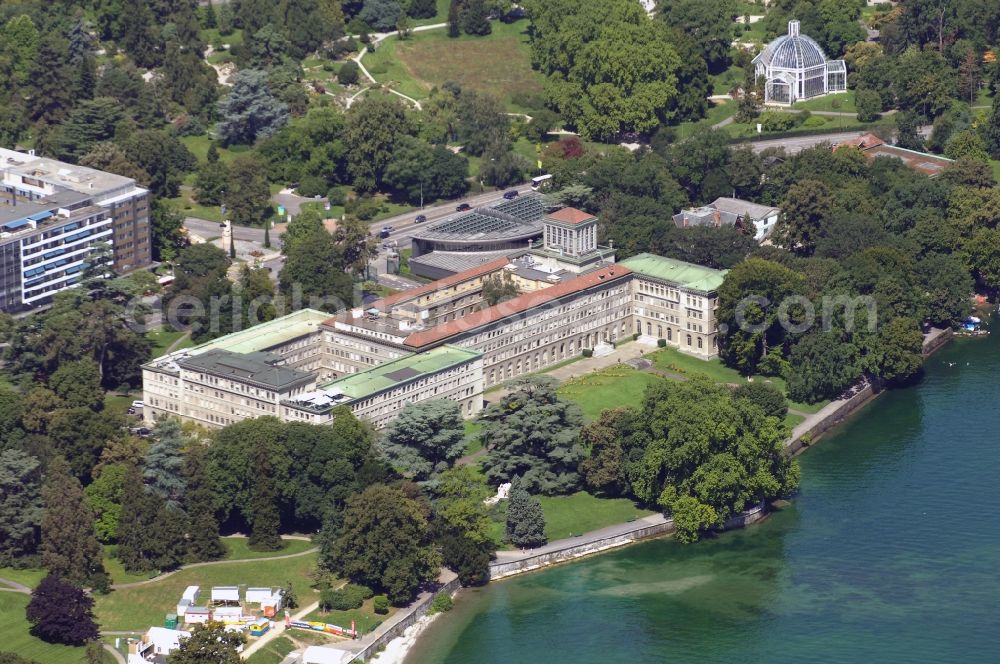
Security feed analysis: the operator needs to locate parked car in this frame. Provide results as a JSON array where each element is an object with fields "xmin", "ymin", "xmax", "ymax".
[
  {"xmin": 456, "ymin": 203, "xmax": 471, "ymax": 212},
  {"xmin": 129, "ymin": 426, "xmax": 151, "ymax": 437},
  {"xmin": 379, "ymin": 229, "xmax": 391, "ymax": 239},
  {"xmin": 131, "ymin": 400, "xmax": 143, "ymax": 409},
  {"xmin": 503, "ymin": 190, "xmax": 519, "ymax": 200},
  {"xmin": 414, "ymin": 214, "xmax": 427, "ymax": 223}
]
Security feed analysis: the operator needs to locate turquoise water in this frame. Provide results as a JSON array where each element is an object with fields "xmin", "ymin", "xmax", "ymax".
[{"xmin": 408, "ymin": 331, "xmax": 1000, "ymax": 663}]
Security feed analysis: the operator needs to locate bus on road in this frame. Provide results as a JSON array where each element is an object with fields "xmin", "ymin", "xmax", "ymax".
[{"xmin": 531, "ymin": 174, "xmax": 553, "ymax": 191}]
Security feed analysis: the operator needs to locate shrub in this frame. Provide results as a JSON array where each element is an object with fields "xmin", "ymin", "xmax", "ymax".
[
  {"xmin": 327, "ymin": 187, "xmax": 347, "ymax": 206},
  {"xmin": 320, "ymin": 583, "xmax": 373, "ymax": 611},
  {"xmin": 760, "ymin": 111, "xmax": 796, "ymax": 132},
  {"xmin": 802, "ymin": 115, "xmax": 827, "ymax": 127},
  {"xmin": 632, "ymin": 333, "xmax": 640, "ymax": 341},
  {"xmin": 339, "ymin": 60, "xmax": 360, "ymax": 86},
  {"xmin": 430, "ymin": 592, "xmax": 453, "ymax": 614},
  {"xmin": 373, "ymin": 595, "xmax": 390, "ymax": 614},
  {"xmin": 322, "ymin": 62, "xmax": 335, "ymax": 72},
  {"xmin": 657, "ymin": 339, "xmax": 667, "ymax": 348},
  {"xmin": 582, "ymin": 349, "xmax": 593, "ymax": 358}
]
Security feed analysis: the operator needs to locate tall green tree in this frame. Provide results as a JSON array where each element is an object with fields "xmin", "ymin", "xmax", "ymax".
[
  {"xmin": 505, "ymin": 478, "xmax": 546, "ymax": 548},
  {"xmin": 0, "ymin": 449, "xmax": 43, "ymax": 565},
  {"xmin": 217, "ymin": 69, "xmax": 289, "ymax": 145},
  {"xmin": 344, "ymin": 94, "xmax": 413, "ymax": 191},
  {"xmin": 380, "ymin": 400, "xmax": 466, "ymax": 482},
  {"xmin": 224, "ymin": 154, "xmax": 272, "ymax": 226},
  {"xmin": 323, "ymin": 484, "xmax": 440, "ymax": 605},
  {"xmin": 183, "ymin": 446, "xmax": 226, "ymax": 562},
  {"xmin": 40, "ymin": 457, "xmax": 108, "ymax": 590},
  {"xmin": 167, "ymin": 621, "xmax": 244, "ymax": 664},
  {"xmin": 83, "ymin": 463, "xmax": 128, "ymax": 544},
  {"xmin": 776, "ymin": 180, "xmax": 834, "ymax": 256},
  {"xmin": 480, "ymin": 376, "xmax": 585, "ymax": 495},
  {"xmin": 145, "ymin": 418, "xmax": 189, "ymax": 508}
]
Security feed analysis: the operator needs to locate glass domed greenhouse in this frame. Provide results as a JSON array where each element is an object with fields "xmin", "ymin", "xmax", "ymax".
[{"xmin": 752, "ymin": 20, "xmax": 847, "ymax": 104}]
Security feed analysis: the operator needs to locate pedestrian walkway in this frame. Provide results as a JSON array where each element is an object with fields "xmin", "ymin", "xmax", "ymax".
[{"xmin": 493, "ymin": 514, "xmax": 669, "ymax": 564}]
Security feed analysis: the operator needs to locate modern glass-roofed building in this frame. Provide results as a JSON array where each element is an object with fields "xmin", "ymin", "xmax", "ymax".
[{"xmin": 753, "ymin": 20, "xmax": 847, "ymax": 104}]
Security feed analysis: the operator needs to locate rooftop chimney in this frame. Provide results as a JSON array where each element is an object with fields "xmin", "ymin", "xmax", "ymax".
[{"xmin": 788, "ymin": 20, "xmax": 800, "ymax": 37}]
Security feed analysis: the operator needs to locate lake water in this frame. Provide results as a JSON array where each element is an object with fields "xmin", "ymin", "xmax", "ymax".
[{"xmin": 408, "ymin": 330, "xmax": 1000, "ymax": 664}]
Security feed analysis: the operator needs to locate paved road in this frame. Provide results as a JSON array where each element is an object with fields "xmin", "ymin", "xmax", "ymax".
[
  {"xmin": 493, "ymin": 513, "xmax": 669, "ymax": 563},
  {"xmin": 743, "ymin": 125, "xmax": 932, "ymax": 155}
]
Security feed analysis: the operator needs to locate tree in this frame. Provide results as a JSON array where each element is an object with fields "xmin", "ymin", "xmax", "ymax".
[
  {"xmin": 359, "ymin": 0, "xmax": 402, "ymax": 31},
  {"xmin": 966, "ymin": 227, "xmax": 1000, "ymax": 289},
  {"xmin": 121, "ymin": 130, "xmax": 197, "ymax": 198},
  {"xmin": 480, "ymin": 148, "xmax": 529, "ymax": 188},
  {"xmin": 40, "ymin": 457, "xmax": 108, "ymax": 590},
  {"xmin": 151, "ymin": 202, "xmax": 188, "ymax": 263},
  {"xmin": 944, "ymin": 129, "xmax": 989, "ymax": 162},
  {"xmin": 247, "ymin": 453, "xmax": 283, "ymax": 551},
  {"xmin": 25, "ymin": 574, "xmax": 99, "ymax": 645},
  {"xmin": 776, "ymin": 180, "xmax": 833, "ymax": 256},
  {"xmin": 324, "ymin": 484, "xmax": 440, "ymax": 604},
  {"xmin": 383, "ymin": 136, "xmax": 469, "ymax": 203},
  {"xmin": 167, "ymin": 621, "xmax": 245, "ymax": 664},
  {"xmin": 84, "ymin": 463, "xmax": 127, "ymax": 544},
  {"xmin": 217, "ymin": 69, "xmax": 289, "ymax": 146},
  {"xmin": 0, "ymin": 449, "xmax": 43, "ymax": 565},
  {"xmin": 918, "ymin": 254, "xmax": 973, "ymax": 327},
  {"xmin": 145, "ymin": 418, "xmax": 188, "ymax": 508},
  {"xmin": 447, "ymin": 0, "xmax": 461, "ymax": 37},
  {"xmin": 895, "ymin": 111, "xmax": 924, "ymax": 152},
  {"xmin": 481, "ymin": 271, "xmax": 519, "ymax": 306},
  {"xmin": 861, "ymin": 317, "xmax": 924, "ymax": 384},
  {"xmin": 194, "ymin": 145, "xmax": 229, "ymax": 206},
  {"xmin": 717, "ymin": 259, "xmax": 808, "ymax": 376},
  {"xmin": 80, "ymin": 142, "xmax": 149, "ymax": 183},
  {"xmin": 579, "ymin": 408, "xmax": 636, "ymax": 497},
  {"xmin": 183, "ymin": 446, "xmax": 225, "ymax": 562},
  {"xmin": 116, "ymin": 466, "xmax": 165, "ymax": 573},
  {"xmin": 409, "ymin": 0, "xmax": 438, "ymax": 19},
  {"xmin": 657, "ymin": 0, "xmax": 735, "ymax": 74},
  {"xmin": 225, "ymin": 154, "xmax": 272, "ymax": 226},
  {"xmin": 28, "ymin": 34, "xmax": 74, "ymax": 125},
  {"xmin": 462, "ymin": 0, "xmax": 492, "ymax": 36},
  {"xmin": 524, "ymin": 109, "xmax": 560, "ymax": 143},
  {"xmin": 505, "ymin": 478, "xmax": 546, "ymax": 548},
  {"xmin": 381, "ymin": 400, "xmax": 466, "ymax": 482},
  {"xmin": 524, "ymin": 0, "xmax": 681, "ymax": 140},
  {"xmin": 732, "ymin": 382, "xmax": 788, "ymax": 419},
  {"xmin": 455, "ymin": 90, "xmax": 509, "ymax": 157},
  {"xmin": 338, "ymin": 60, "xmax": 360, "ymax": 85},
  {"xmin": 985, "ymin": 93, "xmax": 1000, "ymax": 159},
  {"xmin": 856, "ymin": 89, "xmax": 882, "ymax": 123},
  {"xmin": 480, "ymin": 376, "xmax": 585, "ymax": 495},
  {"xmin": 344, "ymin": 94, "xmax": 413, "ymax": 191},
  {"xmin": 786, "ymin": 332, "xmax": 859, "ymax": 404},
  {"xmin": 279, "ymin": 210, "xmax": 355, "ymax": 309},
  {"xmin": 48, "ymin": 360, "xmax": 103, "ymax": 410},
  {"xmin": 432, "ymin": 467, "xmax": 494, "ymax": 585},
  {"xmin": 631, "ymin": 377, "xmax": 798, "ymax": 542},
  {"xmin": 53, "ymin": 97, "xmax": 124, "ymax": 162}
]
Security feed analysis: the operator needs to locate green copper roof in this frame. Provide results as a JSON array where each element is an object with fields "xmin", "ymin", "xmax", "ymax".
[
  {"xmin": 320, "ymin": 345, "xmax": 481, "ymax": 400},
  {"xmin": 619, "ymin": 253, "xmax": 728, "ymax": 293},
  {"xmin": 190, "ymin": 309, "xmax": 330, "ymax": 356}
]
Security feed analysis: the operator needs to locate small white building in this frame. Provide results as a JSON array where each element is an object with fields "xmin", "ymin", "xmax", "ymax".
[
  {"xmin": 211, "ymin": 586, "xmax": 241, "ymax": 604},
  {"xmin": 753, "ymin": 20, "xmax": 847, "ymax": 104},
  {"xmin": 127, "ymin": 626, "xmax": 191, "ymax": 664},
  {"xmin": 177, "ymin": 586, "xmax": 200, "ymax": 617}
]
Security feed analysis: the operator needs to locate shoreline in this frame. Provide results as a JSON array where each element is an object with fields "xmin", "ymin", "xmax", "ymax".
[{"xmin": 385, "ymin": 328, "xmax": 956, "ymax": 664}]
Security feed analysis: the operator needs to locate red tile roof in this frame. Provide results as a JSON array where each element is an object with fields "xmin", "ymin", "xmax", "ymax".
[
  {"xmin": 546, "ymin": 207, "xmax": 596, "ymax": 225},
  {"xmin": 374, "ymin": 256, "xmax": 511, "ymax": 310},
  {"xmin": 402, "ymin": 264, "xmax": 632, "ymax": 349},
  {"xmin": 836, "ymin": 133, "xmax": 885, "ymax": 150}
]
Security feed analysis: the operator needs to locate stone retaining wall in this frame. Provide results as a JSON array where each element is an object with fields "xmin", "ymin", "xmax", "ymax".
[
  {"xmin": 349, "ymin": 576, "xmax": 462, "ymax": 662},
  {"xmin": 488, "ymin": 518, "xmax": 676, "ymax": 580}
]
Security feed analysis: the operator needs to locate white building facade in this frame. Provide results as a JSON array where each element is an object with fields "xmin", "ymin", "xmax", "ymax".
[{"xmin": 753, "ymin": 20, "xmax": 847, "ymax": 105}]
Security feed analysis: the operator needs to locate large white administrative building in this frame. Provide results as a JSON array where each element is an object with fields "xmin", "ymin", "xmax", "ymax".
[
  {"xmin": 143, "ymin": 208, "xmax": 727, "ymax": 430},
  {"xmin": 753, "ymin": 20, "xmax": 847, "ymax": 105}
]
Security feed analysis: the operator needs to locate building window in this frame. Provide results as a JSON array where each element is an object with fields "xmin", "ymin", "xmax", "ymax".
[
  {"xmin": 697, "ymin": 337, "xmax": 703, "ymax": 350},
  {"xmin": 686, "ymin": 334, "xmax": 692, "ymax": 346}
]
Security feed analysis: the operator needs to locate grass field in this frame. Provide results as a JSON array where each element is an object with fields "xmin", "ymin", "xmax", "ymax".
[
  {"xmin": 538, "ymin": 492, "xmax": 655, "ymax": 541},
  {"xmin": 463, "ymin": 419, "xmax": 483, "ymax": 455},
  {"xmin": 179, "ymin": 135, "xmax": 249, "ymax": 165},
  {"xmin": 95, "ymin": 551, "xmax": 320, "ymax": 631},
  {"xmin": 362, "ymin": 20, "xmax": 546, "ymax": 112},
  {"xmin": 0, "ymin": 567, "xmax": 46, "ymax": 589},
  {"xmin": 147, "ymin": 327, "xmax": 190, "ymax": 358},
  {"xmin": 246, "ymin": 635, "xmax": 297, "ymax": 664},
  {"xmin": 0, "ymin": 593, "xmax": 103, "ymax": 664},
  {"xmin": 792, "ymin": 90, "xmax": 856, "ymax": 113},
  {"xmin": 557, "ymin": 366, "xmax": 664, "ymax": 420}
]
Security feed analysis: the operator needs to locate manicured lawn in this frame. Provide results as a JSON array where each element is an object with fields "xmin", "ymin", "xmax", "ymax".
[
  {"xmin": 0, "ymin": 567, "xmax": 46, "ymax": 589},
  {"xmin": 709, "ymin": 65, "xmax": 745, "ymax": 95},
  {"xmin": 104, "ymin": 391, "xmax": 140, "ymax": 416},
  {"xmin": 304, "ymin": 597, "xmax": 396, "ymax": 636},
  {"xmin": 0, "ymin": 592, "xmax": 99, "ymax": 664},
  {"xmin": 784, "ymin": 412, "xmax": 806, "ymax": 429},
  {"xmin": 792, "ymin": 90, "xmax": 856, "ymax": 113},
  {"xmin": 95, "ymin": 551, "xmax": 320, "ymax": 631},
  {"xmin": 147, "ymin": 327, "xmax": 190, "ymax": 358},
  {"xmin": 538, "ymin": 492, "xmax": 655, "ymax": 541},
  {"xmin": 673, "ymin": 99, "xmax": 734, "ymax": 140},
  {"xmin": 179, "ymin": 135, "xmax": 248, "ymax": 165},
  {"xmin": 557, "ymin": 366, "xmax": 664, "ymax": 420},
  {"xmin": 649, "ymin": 347, "xmax": 743, "ymax": 384},
  {"xmin": 362, "ymin": 20, "xmax": 546, "ymax": 112},
  {"xmin": 246, "ymin": 635, "xmax": 297, "ymax": 664},
  {"xmin": 463, "ymin": 419, "xmax": 483, "ymax": 455}
]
